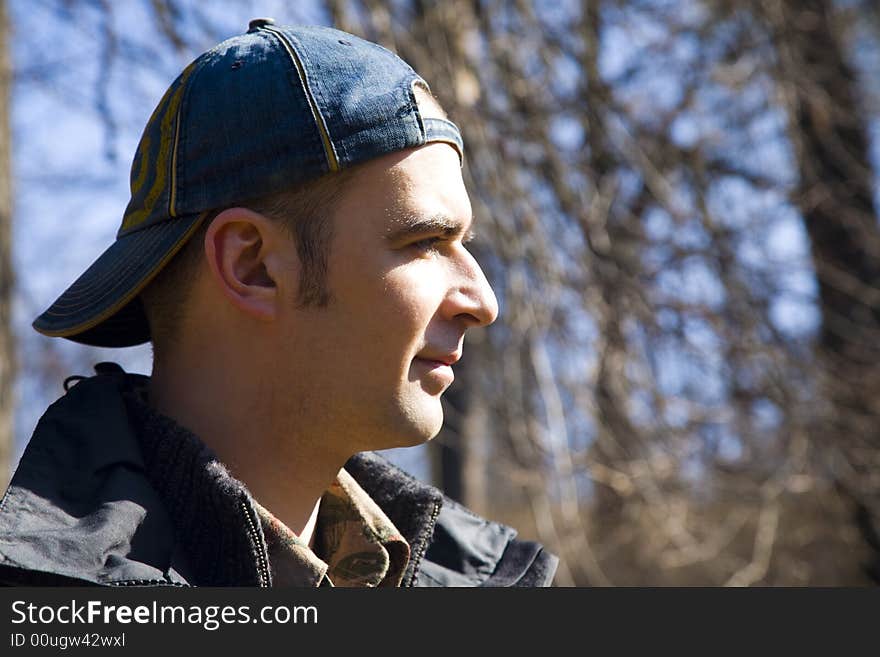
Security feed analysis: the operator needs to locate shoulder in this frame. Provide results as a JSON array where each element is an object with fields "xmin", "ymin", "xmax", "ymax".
[
  {"xmin": 417, "ymin": 496, "xmax": 558, "ymax": 587},
  {"xmin": 0, "ymin": 369, "xmax": 182, "ymax": 586},
  {"xmin": 345, "ymin": 451, "xmax": 558, "ymax": 587}
]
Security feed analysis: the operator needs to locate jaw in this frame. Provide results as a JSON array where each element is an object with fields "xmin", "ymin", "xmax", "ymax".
[{"xmin": 371, "ymin": 382, "xmax": 446, "ymax": 450}]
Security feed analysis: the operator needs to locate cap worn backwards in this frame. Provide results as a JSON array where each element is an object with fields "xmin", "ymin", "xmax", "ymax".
[{"xmin": 33, "ymin": 19, "xmax": 465, "ymax": 348}]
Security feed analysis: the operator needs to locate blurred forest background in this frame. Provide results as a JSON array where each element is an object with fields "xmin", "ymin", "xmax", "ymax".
[{"xmin": 3, "ymin": 0, "xmax": 880, "ymax": 586}]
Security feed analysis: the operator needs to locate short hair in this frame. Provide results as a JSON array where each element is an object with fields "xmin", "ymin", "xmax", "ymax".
[{"xmin": 141, "ymin": 168, "xmax": 354, "ymax": 357}]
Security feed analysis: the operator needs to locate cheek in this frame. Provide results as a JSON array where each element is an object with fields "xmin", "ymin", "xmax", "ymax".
[
  {"xmin": 331, "ymin": 249, "xmax": 447, "ymax": 355},
  {"xmin": 382, "ymin": 267, "xmax": 444, "ymax": 327}
]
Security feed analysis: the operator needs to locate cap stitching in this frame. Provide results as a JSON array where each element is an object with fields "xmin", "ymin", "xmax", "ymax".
[
  {"xmin": 44, "ymin": 221, "xmax": 185, "ymax": 307},
  {"xmin": 167, "ymin": 47, "xmax": 215, "ymax": 219},
  {"xmin": 34, "ymin": 213, "xmax": 208, "ymax": 335},
  {"xmin": 263, "ymin": 26, "xmax": 339, "ymax": 173},
  {"xmin": 46, "ymin": 228, "xmax": 154, "ymax": 305},
  {"xmin": 168, "ymin": 110, "xmax": 183, "ymax": 217}
]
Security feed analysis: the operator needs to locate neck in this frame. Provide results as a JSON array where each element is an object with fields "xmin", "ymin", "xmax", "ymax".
[{"xmin": 149, "ymin": 349, "xmax": 349, "ymax": 542}]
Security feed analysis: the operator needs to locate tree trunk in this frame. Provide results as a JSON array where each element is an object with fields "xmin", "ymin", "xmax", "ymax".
[{"xmin": 769, "ymin": 0, "xmax": 880, "ymax": 580}]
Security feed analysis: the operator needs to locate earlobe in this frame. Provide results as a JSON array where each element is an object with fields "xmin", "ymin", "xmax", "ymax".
[{"xmin": 204, "ymin": 208, "xmax": 279, "ymax": 322}]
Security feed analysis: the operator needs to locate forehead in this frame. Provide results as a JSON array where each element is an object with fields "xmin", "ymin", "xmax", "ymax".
[{"xmin": 337, "ymin": 143, "xmax": 472, "ymax": 230}]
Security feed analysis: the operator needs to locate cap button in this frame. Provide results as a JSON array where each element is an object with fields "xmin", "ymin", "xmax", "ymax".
[{"xmin": 247, "ymin": 17, "xmax": 275, "ymax": 32}]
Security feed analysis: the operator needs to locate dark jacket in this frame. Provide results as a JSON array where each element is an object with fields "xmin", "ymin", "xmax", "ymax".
[{"xmin": 0, "ymin": 365, "xmax": 557, "ymax": 587}]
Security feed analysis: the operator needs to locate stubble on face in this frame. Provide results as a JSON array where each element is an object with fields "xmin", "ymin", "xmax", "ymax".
[{"xmin": 275, "ymin": 143, "xmax": 493, "ymax": 456}]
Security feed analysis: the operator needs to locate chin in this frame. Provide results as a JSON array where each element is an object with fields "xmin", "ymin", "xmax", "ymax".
[
  {"xmin": 388, "ymin": 422, "xmax": 443, "ymax": 449},
  {"xmin": 380, "ymin": 402, "xmax": 444, "ymax": 449}
]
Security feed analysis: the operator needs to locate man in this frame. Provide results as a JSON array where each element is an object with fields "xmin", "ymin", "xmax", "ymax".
[{"xmin": 0, "ymin": 19, "xmax": 558, "ymax": 587}]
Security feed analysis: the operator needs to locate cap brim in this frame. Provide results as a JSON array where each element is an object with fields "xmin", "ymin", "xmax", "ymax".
[{"xmin": 33, "ymin": 212, "xmax": 206, "ymax": 348}]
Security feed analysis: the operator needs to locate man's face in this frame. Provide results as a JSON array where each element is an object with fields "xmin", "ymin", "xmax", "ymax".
[{"xmin": 275, "ymin": 143, "xmax": 498, "ymax": 454}]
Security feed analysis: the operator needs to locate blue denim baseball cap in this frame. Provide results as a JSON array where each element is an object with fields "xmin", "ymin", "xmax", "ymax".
[{"xmin": 33, "ymin": 19, "xmax": 464, "ymax": 347}]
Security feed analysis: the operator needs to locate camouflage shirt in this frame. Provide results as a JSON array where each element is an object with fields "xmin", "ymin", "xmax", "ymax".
[{"xmin": 255, "ymin": 469, "xmax": 410, "ymax": 587}]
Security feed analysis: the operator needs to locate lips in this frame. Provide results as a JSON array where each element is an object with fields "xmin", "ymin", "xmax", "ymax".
[
  {"xmin": 416, "ymin": 351, "xmax": 461, "ymax": 366},
  {"xmin": 418, "ymin": 358, "xmax": 451, "ymax": 368},
  {"xmin": 413, "ymin": 351, "xmax": 459, "ymax": 387}
]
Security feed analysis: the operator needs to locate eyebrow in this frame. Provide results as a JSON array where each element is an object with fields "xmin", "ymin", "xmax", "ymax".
[{"xmin": 385, "ymin": 213, "xmax": 476, "ymax": 244}]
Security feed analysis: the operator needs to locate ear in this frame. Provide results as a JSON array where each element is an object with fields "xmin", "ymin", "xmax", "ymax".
[{"xmin": 203, "ymin": 208, "xmax": 290, "ymax": 322}]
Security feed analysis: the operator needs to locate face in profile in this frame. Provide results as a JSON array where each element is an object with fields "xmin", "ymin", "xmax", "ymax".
[{"xmin": 276, "ymin": 142, "xmax": 499, "ymax": 454}]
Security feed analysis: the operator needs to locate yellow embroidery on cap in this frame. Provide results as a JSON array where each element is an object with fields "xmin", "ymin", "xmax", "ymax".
[
  {"xmin": 122, "ymin": 60, "xmax": 198, "ymax": 231},
  {"xmin": 128, "ymin": 134, "xmax": 151, "ymax": 210}
]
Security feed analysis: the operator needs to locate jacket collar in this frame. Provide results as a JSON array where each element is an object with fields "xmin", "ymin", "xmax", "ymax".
[{"xmin": 343, "ymin": 452, "xmax": 443, "ymax": 587}]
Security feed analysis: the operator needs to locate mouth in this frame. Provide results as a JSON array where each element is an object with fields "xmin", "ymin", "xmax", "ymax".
[
  {"xmin": 412, "ymin": 356, "xmax": 456, "ymax": 386},
  {"xmin": 415, "ymin": 351, "xmax": 461, "ymax": 367},
  {"xmin": 416, "ymin": 358, "xmax": 452, "ymax": 368}
]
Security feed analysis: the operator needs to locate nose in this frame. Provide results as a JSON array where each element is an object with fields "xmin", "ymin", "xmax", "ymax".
[{"xmin": 446, "ymin": 247, "xmax": 499, "ymax": 328}]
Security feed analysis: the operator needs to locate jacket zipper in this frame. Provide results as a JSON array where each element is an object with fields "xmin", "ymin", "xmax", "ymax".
[
  {"xmin": 406, "ymin": 501, "xmax": 442, "ymax": 587},
  {"xmin": 239, "ymin": 499, "xmax": 271, "ymax": 587},
  {"xmin": 113, "ymin": 579, "xmax": 189, "ymax": 587}
]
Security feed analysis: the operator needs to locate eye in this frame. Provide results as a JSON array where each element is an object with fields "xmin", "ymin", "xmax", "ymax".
[{"xmin": 409, "ymin": 236, "xmax": 444, "ymax": 252}]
